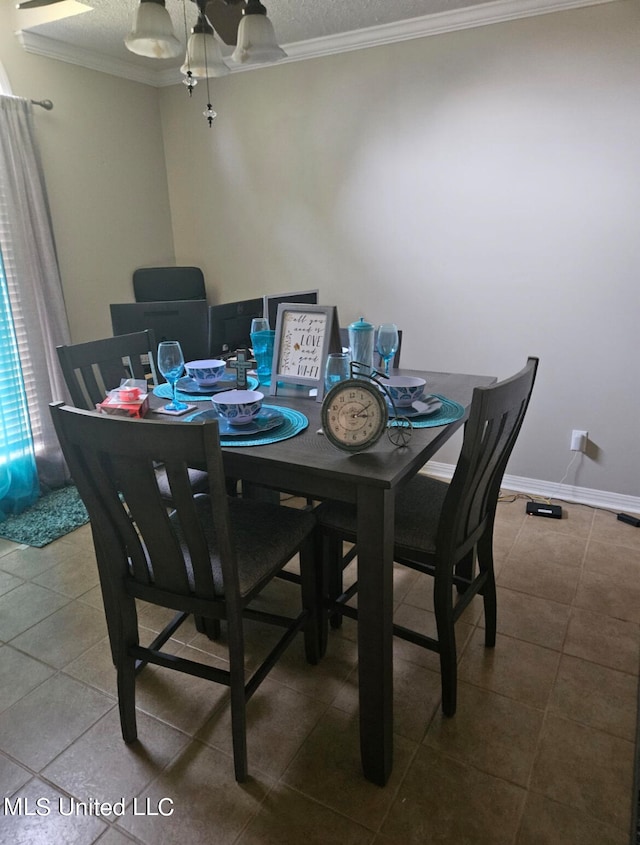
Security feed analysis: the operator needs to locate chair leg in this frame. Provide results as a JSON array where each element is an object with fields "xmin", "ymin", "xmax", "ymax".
[
  {"xmin": 323, "ymin": 533, "xmax": 345, "ymax": 629},
  {"xmin": 117, "ymin": 652, "xmax": 138, "ymax": 743},
  {"xmin": 227, "ymin": 625, "xmax": 248, "ymax": 782},
  {"xmin": 300, "ymin": 535, "xmax": 322, "ymax": 665},
  {"xmin": 478, "ymin": 535, "xmax": 497, "ymax": 648},
  {"xmin": 434, "ymin": 576, "xmax": 457, "ymax": 717},
  {"xmin": 194, "ymin": 614, "xmax": 221, "ymax": 640}
]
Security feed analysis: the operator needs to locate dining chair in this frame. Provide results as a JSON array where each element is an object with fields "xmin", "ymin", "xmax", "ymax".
[
  {"xmin": 49, "ymin": 402, "xmax": 322, "ymax": 783},
  {"xmin": 317, "ymin": 356, "xmax": 538, "ymax": 716},
  {"xmin": 56, "ymin": 330, "xmax": 209, "ymax": 502},
  {"xmin": 133, "ymin": 266, "xmax": 206, "ymax": 302}
]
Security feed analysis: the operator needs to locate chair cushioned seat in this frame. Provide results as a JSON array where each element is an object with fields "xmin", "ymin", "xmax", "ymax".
[
  {"xmin": 155, "ymin": 466, "xmax": 209, "ymax": 500},
  {"xmin": 317, "ymin": 474, "xmax": 449, "ymax": 556},
  {"xmin": 172, "ymin": 496, "xmax": 317, "ymax": 598}
]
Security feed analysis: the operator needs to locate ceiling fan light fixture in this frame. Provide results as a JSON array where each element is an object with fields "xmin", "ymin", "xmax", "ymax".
[
  {"xmin": 231, "ymin": 0, "xmax": 286, "ymax": 65},
  {"xmin": 181, "ymin": 13, "xmax": 229, "ymax": 78},
  {"xmin": 125, "ymin": 0, "xmax": 182, "ymax": 60}
]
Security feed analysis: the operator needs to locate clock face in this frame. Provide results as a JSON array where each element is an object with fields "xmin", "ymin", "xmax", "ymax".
[{"xmin": 321, "ymin": 379, "xmax": 388, "ymax": 452}]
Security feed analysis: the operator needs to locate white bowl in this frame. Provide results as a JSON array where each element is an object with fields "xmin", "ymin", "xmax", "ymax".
[
  {"xmin": 380, "ymin": 376, "xmax": 426, "ymax": 407},
  {"xmin": 184, "ymin": 359, "xmax": 226, "ymax": 386},
  {"xmin": 212, "ymin": 389, "xmax": 264, "ymax": 425}
]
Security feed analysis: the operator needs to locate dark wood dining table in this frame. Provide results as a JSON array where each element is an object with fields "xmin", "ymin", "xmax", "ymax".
[{"xmin": 152, "ymin": 368, "xmax": 495, "ymax": 786}]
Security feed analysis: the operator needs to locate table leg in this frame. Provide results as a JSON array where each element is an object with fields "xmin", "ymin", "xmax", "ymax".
[{"xmin": 356, "ymin": 484, "xmax": 395, "ymax": 786}]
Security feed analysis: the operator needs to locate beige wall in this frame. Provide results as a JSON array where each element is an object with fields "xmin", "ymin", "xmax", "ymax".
[
  {"xmin": 1, "ymin": 6, "xmax": 175, "ymax": 344},
  {"xmin": 160, "ymin": 2, "xmax": 640, "ymax": 498},
  {"xmin": 2, "ymin": 2, "xmax": 639, "ymax": 499}
]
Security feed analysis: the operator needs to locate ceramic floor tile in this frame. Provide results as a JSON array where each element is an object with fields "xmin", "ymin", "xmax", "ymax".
[
  {"xmin": 0, "ymin": 673, "xmax": 114, "ymax": 771},
  {"xmin": 93, "ymin": 828, "xmax": 140, "ymax": 845},
  {"xmin": 282, "ymin": 706, "xmax": 417, "ymax": 831},
  {"xmin": 0, "ymin": 645, "xmax": 55, "ymax": 712},
  {"xmin": 591, "ymin": 508, "xmax": 640, "ymax": 551},
  {"xmin": 1, "ymin": 496, "xmax": 638, "ymax": 842},
  {"xmin": 509, "ymin": 520, "xmax": 588, "ymax": 568},
  {"xmin": 196, "ymin": 677, "xmax": 328, "ymax": 778},
  {"xmin": 0, "ymin": 537, "xmax": 21, "ymax": 558},
  {"xmin": 548, "ymin": 654, "xmax": 637, "ymax": 740},
  {"xmin": 529, "ymin": 713, "xmax": 634, "ymax": 830},
  {"xmin": 0, "ymin": 777, "xmax": 108, "ymax": 845},
  {"xmin": 63, "ymin": 637, "xmax": 118, "ymax": 698},
  {"xmin": 381, "ymin": 745, "xmax": 526, "ymax": 845},
  {"xmin": 32, "ymin": 553, "xmax": 100, "ymax": 599},
  {"xmin": 488, "ymin": 586, "xmax": 571, "ymax": 650},
  {"xmin": 117, "ymin": 741, "xmax": 272, "ymax": 845},
  {"xmin": 515, "ymin": 791, "xmax": 628, "ymax": 845},
  {"xmin": 269, "ymin": 629, "xmax": 357, "ymax": 702},
  {"xmin": 0, "ymin": 581, "xmax": 70, "ymax": 641},
  {"xmin": 42, "ymin": 708, "xmax": 190, "ymax": 807},
  {"xmin": 0, "ymin": 752, "xmax": 31, "ymax": 798},
  {"xmin": 10, "ymin": 601, "xmax": 108, "ymax": 669},
  {"xmin": 76, "ymin": 584, "xmax": 106, "ymax": 612},
  {"xmin": 574, "ymin": 568, "xmax": 640, "ymax": 625},
  {"xmin": 424, "ymin": 683, "xmax": 544, "ymax": 787},
  {"xmin": 0, "ymin": 568, "xmax": 23, "ymax": 597},
  {"xmin": 497, "ymin": 554, "xmax": 579, "ymax": 605},
  {"xmin": 236, "ymin": 782, "xmax": 375, "ymax": 845},
  {"xmin": 583, "ymin": 538, "xmax": 640, "ymax": 576},
  {"xmin": 458, "ymin": 629, "xmax": 560, "ymax": 709},
  {"xmin": 0, "ymin": 539, "xmax": 78, "ymax": 579},
  {"xmin": 133, "ymin": 642, "xmax": 232, "ymax": 736},
  {"xmin": 563, "ymin": 607, "xmax": 640, "ymax": 674},
  {"xmin": 331, "ymin": 656, "xmax": 442, "ymax": 744},
  {"xmin": 390, "ymin": 601, "xmax": 476, "ymax": 673}
]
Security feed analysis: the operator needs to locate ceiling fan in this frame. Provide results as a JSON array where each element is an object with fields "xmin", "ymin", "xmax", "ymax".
[{"xmin": 16, "ymin": 0, "xmax": 246, "ymax": 46}]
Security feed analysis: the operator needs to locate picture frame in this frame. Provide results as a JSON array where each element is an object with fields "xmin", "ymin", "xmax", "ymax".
[{"xmin": 270, "ymin": 304, "xmax": 341, "ymax": 401}]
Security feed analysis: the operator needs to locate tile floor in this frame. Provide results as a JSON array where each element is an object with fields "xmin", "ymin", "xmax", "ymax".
[{"xmin": 0, "ymin": 493, "xmax": 638, "ymax": 845}]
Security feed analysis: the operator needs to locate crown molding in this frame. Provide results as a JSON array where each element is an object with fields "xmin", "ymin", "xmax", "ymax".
[
  {"xmin": 17, "ymin": 0, "xmax": 618, "ymax": 88},
  {"xmin": 16, "ymin": 30, "xmax": 161, "ymax": 87}
]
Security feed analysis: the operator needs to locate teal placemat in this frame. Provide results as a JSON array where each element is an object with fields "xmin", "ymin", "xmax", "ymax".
[
  {"xmin": 184, "ymin": 404, "xmax": 308, "ymax": 446},
  {"xmin": 154, "ymin": 376, "xmax": 259, "ymax": 403},
  {"xmin": 388, "ymin": 395, "xmax": 465, "ymax": 428}
]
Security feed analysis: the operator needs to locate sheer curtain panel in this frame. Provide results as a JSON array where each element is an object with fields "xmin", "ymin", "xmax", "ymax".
[
  {"xmin": 0, "ymin": 95, "xmax": 71, "ymax": 491},
  {"xmin": 0, "ymin": 247, "xmax": 39, "ymax": 517}
]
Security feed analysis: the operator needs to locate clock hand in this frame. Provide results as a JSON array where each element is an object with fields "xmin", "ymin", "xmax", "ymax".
[{"xmin": 352, "ymin": 402, "xmax": 372, "ymax": 418}]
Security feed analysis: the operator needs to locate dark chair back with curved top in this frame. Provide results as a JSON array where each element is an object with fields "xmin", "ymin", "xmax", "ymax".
[
  {"xmin": 133, "ymin": 266, "xmax": 206, "ymax": 302},
  {"xmin": 56, "ymin": 329, "xmax": 157, "ymax": 410},
  {"xmin": 49, "ymin": 403, "xmax": 321, "ymax": 782},
  {"xmin": 56, "ymin": 329, "xmax": 209, "ymax": 503},
  {"xmin": 319, "ymin": 357, "xmax": 538, "ymax": 717}
]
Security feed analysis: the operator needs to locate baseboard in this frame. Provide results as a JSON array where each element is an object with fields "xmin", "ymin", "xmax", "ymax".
[{"xmin": 422, "ymin": 462, "xmax": 640, "ymax": 514}]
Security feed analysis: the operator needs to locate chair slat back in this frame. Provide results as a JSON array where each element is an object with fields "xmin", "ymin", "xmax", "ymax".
[
  {"xmin": 49, "ymin": 404, "xmax": 238, "ymax": 604},
  {"xmin": 57, "ymin": 330, "xmax": 157, "ymax": 409},
  {"xmin": 439, "ymin": 358, "xmax": 538, "ymax": 562}
]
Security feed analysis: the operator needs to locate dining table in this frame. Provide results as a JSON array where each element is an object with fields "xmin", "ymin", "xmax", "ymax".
[{"xmin": 150, "ymin": 367, "xmax": 496, "ymax": 786}]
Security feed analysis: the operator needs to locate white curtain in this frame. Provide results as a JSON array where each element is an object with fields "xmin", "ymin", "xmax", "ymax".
[{"xmin": 0, "ymin": 94, "xmax": 72, "ymax": 489}]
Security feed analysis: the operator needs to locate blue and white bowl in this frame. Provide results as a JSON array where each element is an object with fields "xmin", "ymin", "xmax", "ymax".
[
  {"xmin": 185, "ymin": 359, "xmax": 226, "ymax": 386},
  {"xmin": 212, "ymin": 389, "xmax": 264, "ymax": 425},
  {"xmin": 380, "ymin": 376, "xmax": 426, "ymax": 407}
]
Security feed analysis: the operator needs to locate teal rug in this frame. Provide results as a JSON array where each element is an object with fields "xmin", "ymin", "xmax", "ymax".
[{"xmin": 0, "ymin": 485, "xmax": 89, "ymax": 548}]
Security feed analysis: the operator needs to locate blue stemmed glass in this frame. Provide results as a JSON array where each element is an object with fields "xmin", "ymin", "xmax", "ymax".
[
  {"xmin": 376, "ymin": 324, "xmax": 399, "ymax": 376},
  {"xmin": 157, "ymin": 341, "xmax": 187, "ymax": 411}
]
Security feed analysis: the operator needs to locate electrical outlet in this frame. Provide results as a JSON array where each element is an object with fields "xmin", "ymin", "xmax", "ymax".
[{"xmin": 571, "ymin": 430, "xmax": 588, "ymax": 452}]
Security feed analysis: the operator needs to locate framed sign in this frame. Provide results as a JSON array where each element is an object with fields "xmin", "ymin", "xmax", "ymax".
[{"xmin": 270, "ymin": 304, "xmax": 341, "ymax": 400}]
